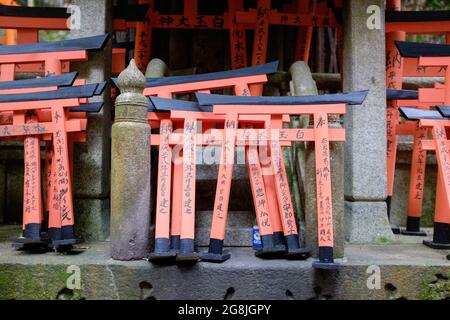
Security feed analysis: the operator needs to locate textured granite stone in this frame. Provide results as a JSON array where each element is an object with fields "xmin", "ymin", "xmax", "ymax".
[
  {"xmin": 110, "ymin": 60, "xmax": 151, "ymax": 260},
  {"xmin": 342, "ymin": 0, "xmax": 387, "ymax": 201},
  {"xmin": 341, "ymin": 0, "xmax": 393, "ymax": 243},
  {"xmin": 0, "ymin": 237, "xmax": 449, "ymax": 300},
  {"xmin": 345, "ymin": 201, "xmax": 395, "ymax": 243},
  {"xmin": 195, "ymin": 211, "xmax": 255, "ymax": 247}
]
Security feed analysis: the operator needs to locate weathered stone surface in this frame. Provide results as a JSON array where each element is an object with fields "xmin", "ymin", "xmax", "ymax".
[
  {"xmin": 70, "ymin": 0, "xmax": 112, "ymax": 198},
  {"xmin": 345, "ymin": 201, "xmax": 395, "ymax": 243},
  {"xmin": 69, "ymin": 0, "xmax": 112, "ymax": 242},
  {"xmin": 0, "ymin": 237, "xmax": 449, "ymax": 300},
  {"xmin": 145, "ymin": 58, "xmax": 169, "ymax": 78},
  {"xmin": 75, "ymin": 198, "xmax": 110, "ymax": 241},
  {"xmin": 342, "ymin": 0, "xmax": 387, "ymax": 201},
  {"xmin": 111, "ymin": 60, "xmax": 151, "ymax": 260},
  {"xmin": 195, "ymin": 211, "xmax": 254, "ymax": 247},
  {"xmin": 342, "ymin": 0, "xmax": 393, "ymax": 243}
]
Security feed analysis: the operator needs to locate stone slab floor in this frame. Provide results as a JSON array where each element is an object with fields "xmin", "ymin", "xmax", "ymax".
[{"xmin": 0, "ymin": 225, "xmax": 449, "ymax": 300}]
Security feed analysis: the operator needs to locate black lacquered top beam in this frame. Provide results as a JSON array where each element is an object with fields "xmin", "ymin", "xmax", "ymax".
[
  {"xmin": 0, "ymin": 82, "xmax": 105, "ymax": 103},
  {"xmin": 145, "ymin": 61, "xmax": 278, "ymax": 87},
  {"xmin": 0, "ymin": 34, "xmax": 109, "ymax": 55},
  {"xmin": 0, "ymin": 4, "xmax": 69, "ymax": 18},
  {"xmin": 112, "ymin": 61, "xmax": 279, "ymax": 88},
  {"xmin": 195, "ymin": 90, "xmax": 369, "ymax": 106},
  {"xmin": 399, "ymin": 107, "xmax": 444, "ymax": 120},
  {"xmin": 386, "ymin": 89, "xmax": 418, "ymax": 100},
  {"xmin": 149, "ymin": 97, "xmax": 202, "ymax": 112},
  {"xmin": 437, "ymin": 106, "xmax": 450, "ymax": 118},
  {"xmin": 395, "ymin": 41, "xmax": 450, "ymax": 58},
  {"xmin": 70, "ymin": 102, "xmax": 104, "ymax": 113},
  {"xmin": 0, "ymin": 72, "xmax": 77, "ymax": 90},
  {"xmin": 386, "ymin": 10, "xmax": 450, "ymax": 23},
  {"xmin": 113, "ymin": 4, "xmax": 149, "ymax": 21}
]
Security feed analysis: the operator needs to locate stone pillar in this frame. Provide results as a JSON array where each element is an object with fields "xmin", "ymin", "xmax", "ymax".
[
  {"xmin": 342, "ymin": 0, "xmax": 394, "ymax": 242},
  {"xmin": 69, "ymin": 0, "xmax": 112, "ymax": 241},
  {"xmin": 290, "ymin": 61, "xmax": 345, "ymax": 258},
  {"xmin": 111, "ymin": 60, "xmax": 151, "ymax": 260}
]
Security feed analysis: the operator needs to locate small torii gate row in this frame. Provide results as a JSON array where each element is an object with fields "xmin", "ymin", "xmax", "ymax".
[
  {"xmin": 0, "ymin": 34, "xmax": 109, "ymax": 80},
  {"xmin": 385, "ymin": 0, "xmax": 450, "ymax": 231},
  {"xmin": 148, "ymin": 89, "xmax": 367, "ymax": 268},
  {"xmin": 0, "ymin": 4, "xmax": 140, "ymax": 74},
  {"xmin": 129, "ymin": 62, "xmax": 288, "ymax": 262},
  {"xmin": 0, "ymin": 82, "xmax": 105, "ymax": 251},
  {"xmin": 391, "ymin": 40, "xmax": 450, "ymax": 240},
  {"xmin": 118, "ymin": 0, "xmax": 340, "ymax": 71},
  {"xmin": 399, "ymin": 107, "xmax": 450, "ymax": 249},
  {"xmin": 0, "ymin": 35, "xmax": 108, "ymax": 250},
  {"xmin": 148, "ymin": 97, "xmax": 295, "ymax": 262}
]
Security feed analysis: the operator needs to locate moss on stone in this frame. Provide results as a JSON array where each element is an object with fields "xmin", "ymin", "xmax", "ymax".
[
  {"xmin": 377, "ymin": 236, "xmax": 393, "ymax": 245},
  {"xmin": 0, "ymin": 264, "xmax": 84, "ymax": 300},
  {"xmin": 419, "ymin": 270, "xmax": 450, "ymax": 300}
]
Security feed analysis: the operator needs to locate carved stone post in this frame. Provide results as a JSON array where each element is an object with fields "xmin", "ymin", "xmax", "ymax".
[{"xmin": 111, "ymin": 60, "xmax": 151, "ymax": 260}]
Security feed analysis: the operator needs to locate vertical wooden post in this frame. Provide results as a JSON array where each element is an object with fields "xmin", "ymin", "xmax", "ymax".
[
  {"xmin": 385, "ymin": 0, "xmax": 405, "ymax": 231},
  {"xmin": 111, "ymin": 60, "xmax": 152, "ymax": 260},
  {"xmin": 178, "ymin": 115, "xmax": 199, "ymax": 260},
  {"xmin": 134, "ymin": 0, "xmax": 153, "ymax": 71}
]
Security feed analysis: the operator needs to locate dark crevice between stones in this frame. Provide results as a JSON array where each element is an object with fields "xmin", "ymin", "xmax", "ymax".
[
  {"xmin": 307, "ymin": 286, "xmax": 332, "ymax": 300},
  {"xmin": 56, "ymin": 287, "xmax": 85, "ymax": 300},
  {"xmin": 285, "ymin": 290, "xmax": 294, "ymax": 300},
  {"xmin": 384, "ymin": 283, "xmax": 407, "ymax": 300},
  {"xmin": 384, "ymin": 283, "xmax": 397, "ymax": 292},
  {"xmin": 223, "ymin": 287, "xmax": 235, "ymax": 300},
  {"xmin": 139, "ymin": 281, "xmax": 156, "ymax": 300}
]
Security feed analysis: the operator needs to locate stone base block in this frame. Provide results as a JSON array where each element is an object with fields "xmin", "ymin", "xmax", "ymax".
[
  {"xmin": 345, "ymin": 201, "xmax": 394, "ymax": 243},
  {"xmin": 195, "ymin": 211, "xmax": 254, "ymax": 247},
  {"xmin": 74, "ymin": 198, "xmax": 110, "ymax": 242}
]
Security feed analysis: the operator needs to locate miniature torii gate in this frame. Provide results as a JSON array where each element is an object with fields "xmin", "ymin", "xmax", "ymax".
[
  {"xmin": 235, "ymin": 0, "xmax": 339, "ymax": 67},
  {"xmin": 0, "ymin": 83, "xmax": 105, "ymax": 250},
  {"xmin": 384, "ymin": 0, "xmax": 450, "ymax": 231},
  {"xmin": 149, "ymin": 96, "xmax": 302, "ymax": 262},
  {"xmin": 0, "ymin": 4, "xmax": 130, "ymax": 74},
  {"xmin": 138, "ymin": 62, "xmax": 293, "ymax": 261},
  {"xmin": 399, "ymin": 107, "xmax": 450, "ymax": 249},
  {"xmin": 0, "ymin": 35, "xmax": 108, "ymax": 249},
  {"xmin": 193, "ymin": 91, "xmax": 367, "ymax": 268},
  {"xmin": 123, "ymin": 0, "xmax": 249, "ymax": 71},
  {"xmin": 0, "ymin": 74, "xmax": 103, "ymax": 250},
  {"xmin": 395, "ymin": 40, "xmax": 450, "ymax": 245}
]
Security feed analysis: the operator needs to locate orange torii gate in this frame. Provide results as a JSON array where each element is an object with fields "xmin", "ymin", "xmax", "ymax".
[
  {"xmin": 235, "ymin": 0, "xmax": 339, "ymax": 67},
  {"xmin": 135, "ymin": 62, "xmax": 291, "ymax": 262},
  {"xmin": 0, "ymin": 83, "xmax": 104, "ymax": 250},
  {"xmin": 384, "ymin": 0, "xmax": 450, "ymax": 232},
  {"xmin": 399, "ymin": 107, "xmax": 450, "ymax": 249},
  {"xmin": 120, "ymin": 0, "xmax": 249, "ymax": 71},
  {"xmin": 193, "ymin": 90, "xmax": 368, "ymax": 268},
  {"xmin": 0, "ymin": 35, "xmax": 108, "ymax": 249},
  {"xmin": 148, "ymin": 96, "xmax": 302, "ymax": 262},
  {"xmin": 393, "ymin": 40, "xmax": 450, "ymax": 239},
  {"xmin": 0, "ymin": 4, "xmax": 132, "ymax": 74}
]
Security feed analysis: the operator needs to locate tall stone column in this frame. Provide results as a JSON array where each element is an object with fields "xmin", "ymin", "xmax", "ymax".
[
  {"xmin": 111, "ymin": 60, "xmax": 151, "ymax": 260},
  {"xmin": 342, "ymin": 0, "xmax": 394, "ymax": 242},
  {"xmin": 69, "ymin": 0, "xmax": 112, "ymax": 241}
]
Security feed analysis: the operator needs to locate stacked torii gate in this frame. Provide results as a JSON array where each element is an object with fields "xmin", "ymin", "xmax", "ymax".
[
  {"xmin": 118, "ymin": 0, "xmax": 340, "ymax": 71},
  {"xmin": 384, "ymin": 0, "xmax": 450, "ymax": 233}
]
